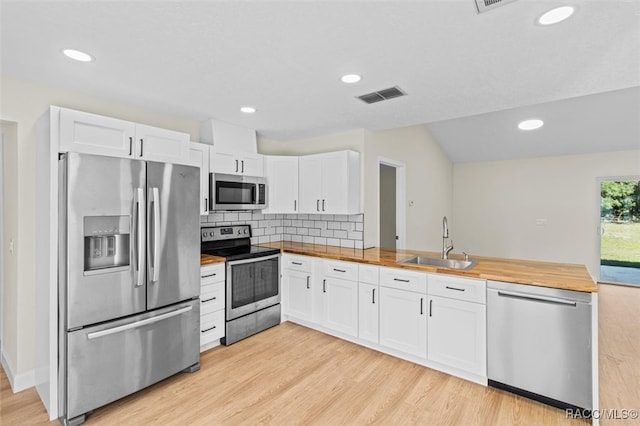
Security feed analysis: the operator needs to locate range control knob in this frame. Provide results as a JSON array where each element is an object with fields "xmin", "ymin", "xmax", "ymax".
[
  {"xmin": 209, "ymin": 231, "xmax": 215, "ymax": 237},
  {"xmin": 244, "ymin": 229, "xmax": 249, "ymax": 234}
]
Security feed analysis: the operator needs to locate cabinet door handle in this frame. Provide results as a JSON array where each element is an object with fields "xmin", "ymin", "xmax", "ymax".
[
  {"xmin": 420, "ymin": 298, "xmax": 424, "ymax": 315},
  {"xmin": 128, "ymin": 137, "xmax": 133, "ymax": 156},
  {"xmin": 445, "ymin": 286, "xmax": 465, "ymax": 292},
  {"xmin": 201, "ymin": 325, "xmax": 217, "ymax": 333},
  {"xmin": 316, "ymin": 200, "xmax": 320, "ymax": 211},
  {"xmin": 294, "ymin": 199, "xmax": 297, "ymax": 212},
  {"xmin": 333, "ymin": 268, "xmax": 346, "ymax": 273},
  {"xmin": 241, "ymin": 160, "xmax": 244, "ymax": 173},
  {"xmin": 235, "ymin": 159, "xmax": 239, "ymax": 173},
  {"xmin": 323, "ymin": 279, "xmax": 326, "ymax": 293},
  {"xmin": 202, "ymin": 296, "xmax": 217, "ymax": 303},
  {"xmin": 204, "ymin": 198, "xmax": 208, "ymax": 212},
  {"xmin": 139, "ymin": 139, "xmax": 144, "ymax": 157},
  {"xmin": 306, "ymin": 276, "xmax": 310, "ymax": 289},
  {"xmin": 372, "ymin": 288, "xmax": 376, "ymax": 304},
  {"xmin": 292, "ymin": 261, "xmax": 302, "ymax": 265},
  {"xmin": 322, "ymin": 199, "xmax": 326, "ymax": 211},
  {"xmin": 393, "ymin": 278, "xmax": 410, "ymax": 283},
  {"xmin": 429, "ymin": 299, "xmax": 433, "ymax": 317}
]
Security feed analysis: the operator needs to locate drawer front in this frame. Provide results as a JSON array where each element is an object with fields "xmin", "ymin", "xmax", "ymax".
[
  {"xmin": 358, "ymin": 264, "xmax": 379, "ymax": 285},
  {"xmin": 428, "ymin": 274, "xmax": 486, "ymax": 304},
  {"xmin": 379, "ymin": 267, "xmax": 427, "ymax": 293},
  {"xmin": 201, "ymin": 281, "xmax": 225, "ymax": 315},
  {"xmin": 322, "ymin": 259, "xmax": 358, "ymax": 281},
  {"xmin": 201, "ymin": 263, "xmax": 225, "ymax": 283},
  {"xmin": 200, "ymin": 310, "xmax": 225, "ymax": 345},
  {"xmin": 283, "ymin": 254, "xmax": 313, "ymax": 273}
]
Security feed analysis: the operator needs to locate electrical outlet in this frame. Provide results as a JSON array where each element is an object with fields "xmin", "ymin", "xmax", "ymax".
[{"xmin": 9, "ymin": 238, "xmax": 14, "ymax": 254}]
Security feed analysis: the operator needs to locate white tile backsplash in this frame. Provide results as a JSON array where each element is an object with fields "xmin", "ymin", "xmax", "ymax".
[{"xmin": 201, "ymin": 211, "xmax": 364, "ymax": 248}]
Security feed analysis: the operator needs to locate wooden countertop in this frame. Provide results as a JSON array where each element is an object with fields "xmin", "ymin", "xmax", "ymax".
[
  {"xmin": 200, "ymin": 254, "xmax": 226, "ymax": 266},
  {"xmin": 260, "ymin": 242, "xmax": 598, "ymax": 293}
]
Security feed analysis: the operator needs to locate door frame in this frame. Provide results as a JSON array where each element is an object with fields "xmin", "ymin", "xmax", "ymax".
[
  {"xmin": 377, "ymin": 157, "xmax": 406, "ymax": 249},
  {"xmin": 596, "ymin": 175, "xmax": 640, "ymax": 284}
]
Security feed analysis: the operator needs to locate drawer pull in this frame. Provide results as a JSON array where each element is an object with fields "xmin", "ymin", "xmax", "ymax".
[
  {"xmin": 445, "ymin": 286, "xmax": 465, "ymax": 292},
  {"xmin": 393, "ymin": 278, "xmax": 410, "ymax": 283},
  {"xmin": 292, "ymin": 261, "xmax": 303, "ymax": 266},
  {"xmin": 202, "ymin": 297, "xmax": 217, "ymax": 303},
  {"xmin": 201, "ymin": 325, "xmax": 217, "ymax": 333},
  {"xmin": 202, "ymin": 273, "xmax": 218, "ymax": 278},
  {"xmin": 333, "ymin": 268, "xmax": 346, "ymax": 273}
]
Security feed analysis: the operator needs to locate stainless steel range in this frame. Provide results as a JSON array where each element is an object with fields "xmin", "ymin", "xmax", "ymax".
[{"xmin": 201, "ymin": 225, "xmax": 281, "ymax": 345}]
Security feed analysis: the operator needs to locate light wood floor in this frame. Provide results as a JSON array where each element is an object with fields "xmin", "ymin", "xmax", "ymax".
[{"xmin": 2, "ymin": 283, "xmax": 638, "ymax": 425}]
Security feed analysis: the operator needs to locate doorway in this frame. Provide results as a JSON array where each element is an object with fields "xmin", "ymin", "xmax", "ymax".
[
  {"xmin": 378, "ymin": 158, "xmax": 405, "ymax": 249},
  {"xmin": 598, "ymin": 177, "xmax": 640, "ymax": 286}
]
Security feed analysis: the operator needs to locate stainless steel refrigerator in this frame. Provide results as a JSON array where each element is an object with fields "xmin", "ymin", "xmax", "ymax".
[{"xmin": 58, "ymin": 152, "xmax": 200, "ymax": 425}]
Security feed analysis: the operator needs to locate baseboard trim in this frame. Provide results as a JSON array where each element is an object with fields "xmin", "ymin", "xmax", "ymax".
[{"xmin": 1, "ymin": 350, "xmax": 35, "ymax": 392}]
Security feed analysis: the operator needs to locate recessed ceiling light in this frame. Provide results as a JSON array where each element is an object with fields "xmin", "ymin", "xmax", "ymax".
[
  {"xmin": 518, "ymin": 119, "xmax": 544, "ymax": 131},
  {"xmin": 537, "ymin": 6, "xmax": 575, "ymax": 25},
  {"xmin": 62, "ymin": 48, "xmax": 94, "ymax": 62},
  {"xmin": 341, "ymin": 74, "xmax": 361, "ymax": 84},
  {"xmin": 240, "ymin": 106, "xmax": 256, "ymax": 114}
]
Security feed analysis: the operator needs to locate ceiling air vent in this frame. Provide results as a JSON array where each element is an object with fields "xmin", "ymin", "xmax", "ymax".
[
  {"xmin": 474, "ymin": 0, "xmax": 518, "ymax": 14},
  {"xmin": 357, "ymin": 86, "xmax": 406, "ymax": 104}
]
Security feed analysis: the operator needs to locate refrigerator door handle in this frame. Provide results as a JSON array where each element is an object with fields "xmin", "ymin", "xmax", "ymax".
[
  {"xmin": 86, "ymin": 305, "xmax": 193, "ymax": 340},
  {"xmin": 151, "ymin": 187, "xmax": 161, "ymax": 282},
  {"xmin": 134, "ymin": 188, "xmax": 145, "ymax": 287}
]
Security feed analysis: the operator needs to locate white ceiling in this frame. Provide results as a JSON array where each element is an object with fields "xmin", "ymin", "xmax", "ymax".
[{"xmin": 1, "ymin": 0, "xmax": 639, "ymax": 161}]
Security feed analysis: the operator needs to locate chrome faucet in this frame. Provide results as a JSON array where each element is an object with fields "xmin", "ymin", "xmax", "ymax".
[{"xmin": 442, "ymin": 216, "xmax": 453, "ymax": 259}]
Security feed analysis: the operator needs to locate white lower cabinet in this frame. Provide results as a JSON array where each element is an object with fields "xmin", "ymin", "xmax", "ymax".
[
  {"xmin": 321, "ymin": 277, "xmax": 358, "ymax": 337},
  {"xmin": 379, "ymin": 286, "xmax": 427, "ymax": 358},
  {"xmin": 426, "ymin": 274, "xmax": 487, "ymax": 378},
  {"xmin": 358, "ymin": 283, "xmax": 379, "ymax": 344},
  {"xmin": 200, "ymin": 263, "xmax": 226, "ymax": 351},
  {"xmin": 282, "ymin": 255, "xmax": 314, "ymax": 322}
]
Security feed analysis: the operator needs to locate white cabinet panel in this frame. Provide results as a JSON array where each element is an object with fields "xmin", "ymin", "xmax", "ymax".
[
  {"xmin": 189, "ymin": 142, "xmax": 210, "ymax": 215},
  {"xmin": 358, "ymin": 282, "xmax": 379, "ymax": 344},
  {"xmin": 359, "ymin": 264, "xmax": 379, "ymax": 285},
  {"xmin": 323, "ymin": 277, "xmax": 358, "ymax": 337},
  {"xmin": 379, "ymin": 286, "xmax": 427, "ymax": 358},
  {"xmin": 427, "ymin": 295, "xmax": 486, "ymax": 376},
  {"xmin": 134, "ymin": 124, "xmax": 189, "ymax": 164},
  {"xmin": 200, "ymin": 263, "xmax": 225, "ymax": 351},
  {"xmin": 59, "ymin": 108, "xmax": 135, "ymax": 158},
  {"xmin": 428, "ymin": 274, "xmax": 486, "ymax": 304},
  {"xmin": 322, "ymin": 259, "xmax": 358, "ymax": 281},
  {"xmin": 59, "ymin": 107, "xmax": 190, "ymax": 165},
  {"xmin": 282, "ymin": 269, "xmax": 313, "ymax": 322},
  {"xmin": 210, "ymin": 150, "xmax": 263, "ymax": 176},
  {"xmin": 379, "ymin": 267, "xmax": 427, "ymax": 293},
  {"xmin": 298, "ymin": 150, "xmax": 360, "ymax": 214},
  {"xmin": 264, "ymin": 156, "xmax": 298, "ymax": 214}
]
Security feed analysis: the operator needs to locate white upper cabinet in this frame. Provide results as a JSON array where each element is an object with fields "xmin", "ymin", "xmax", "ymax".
[
  {"xmin": 58, "ymin": 107, "xmax": 190, "ymax": 165},
  {"xmin": 134, "ymin": 124, "xmax": 189, "ymax": 164},
  {"xmin": 189, "ymin": 142, "xmax": 211, "ymax": 215},
  {"xmin": 263, "ymin": 156, "xmax": 299, "ymax": 214},
  {"xmin": 59, "ymin": 108, "xmax": 136, "ymax": 158},
  {"xmin": 298, "ymin": 150, "xmax": 360, "ymax": 215},
  {"xmin": 210, "ymin": 150, "xmax": 264, "ymax": 176}
]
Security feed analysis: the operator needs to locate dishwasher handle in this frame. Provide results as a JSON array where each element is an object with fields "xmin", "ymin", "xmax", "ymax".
[{"xmin": 497, "ymin": 290, "xmax": 577, "ymax": 307}]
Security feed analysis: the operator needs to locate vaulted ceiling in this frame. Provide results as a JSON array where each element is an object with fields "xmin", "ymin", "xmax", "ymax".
[{"xmin": 1, "ymin": 1, "xmax": 639, "ymax": 161}]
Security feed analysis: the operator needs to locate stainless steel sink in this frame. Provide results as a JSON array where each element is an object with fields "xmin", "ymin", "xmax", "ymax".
[{"xmin": 400, "ymin": 256, "xmax": 477, "ymax": 270}]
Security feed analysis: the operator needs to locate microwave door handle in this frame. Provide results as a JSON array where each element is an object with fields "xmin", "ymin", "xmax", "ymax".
[
  {"xmin": 134, "ymin": 188, "xmax": 145, "ymax": 287},
  {"xmin": 252, "ymin": 185, "xmax": 256, "ymax": 204},
  {"xmin": 151, "ymin": 187, "xmax": 161, "ymax": 282}
]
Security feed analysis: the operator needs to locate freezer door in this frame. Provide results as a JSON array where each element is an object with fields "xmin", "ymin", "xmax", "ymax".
[
  {"xmin": 65, "ymin": 300, "xmax": 199, "ymax": 420},
  {"xmin": 146, "ymin": 161, "xmax": 200, "ymax": 309},
  {"xmin": 63, "ymin": 153, "xmax": 146, "ymax": 329}
]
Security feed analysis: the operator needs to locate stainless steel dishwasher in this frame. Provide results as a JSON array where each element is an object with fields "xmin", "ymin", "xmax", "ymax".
[{"xmin": 487, "ymin": 280, "xmax": 593, "ymax": 411}]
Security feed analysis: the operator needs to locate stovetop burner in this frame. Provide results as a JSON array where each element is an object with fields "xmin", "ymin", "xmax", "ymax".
[{"xmin": 201, "ymin": 224, "xmax": 280, "ymax": 261}]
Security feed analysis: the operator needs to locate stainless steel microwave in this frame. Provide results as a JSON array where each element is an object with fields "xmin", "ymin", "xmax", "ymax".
[{"xmin": 209, "ymin": 173, "xmax": 267, "ymax": 211}]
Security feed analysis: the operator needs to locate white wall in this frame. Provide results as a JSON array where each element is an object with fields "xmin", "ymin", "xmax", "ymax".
[
  {"xmin": 453, "ymin": 150, "xmax": 640, "ymax": 279},
  {"xmin": 0, "ymin": 76, "xmax": 200, "ymax": 382},
  {"xmin": 259, "ymin": 124, "xmax": 453, "ymax": 250},
  {"xmin": 363, "ymin": 126, "xmax": 453, "ymax": 251}
]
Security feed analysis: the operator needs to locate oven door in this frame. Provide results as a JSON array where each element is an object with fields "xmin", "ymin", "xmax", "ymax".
[{"xmin": 226, "ymin": 254, "xmax": 281, "ymax": 320}]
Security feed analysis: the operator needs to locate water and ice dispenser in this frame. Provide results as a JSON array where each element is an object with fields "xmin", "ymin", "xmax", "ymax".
[{"xmin": 83, "ymin": 216, "xmax": 130, "ymax": 274}]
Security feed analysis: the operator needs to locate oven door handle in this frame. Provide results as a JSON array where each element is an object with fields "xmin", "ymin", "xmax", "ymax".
[{"xmin": 226, "ymin": 253, "xmax": 281, "ymax": 266}]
